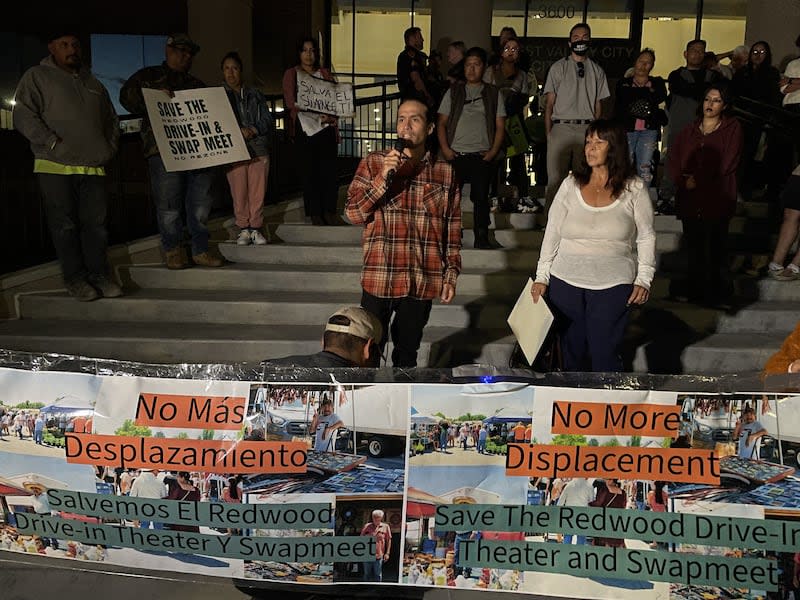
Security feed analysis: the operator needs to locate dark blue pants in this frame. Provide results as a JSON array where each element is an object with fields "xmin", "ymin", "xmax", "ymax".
[
  {"xmin": 360, "ymin": 291, "xmax": 432, "ymax": 368},
  {"xmin": 147, "ymin": 155, "xmax": 214, "ymax": 255},
  {"xmin": 547, "ymin": 276, "xmax": 632, "ymax": 372},
  {"xmin": 37, "ymin": 174, "xmax": 109, "ymax": 285}
]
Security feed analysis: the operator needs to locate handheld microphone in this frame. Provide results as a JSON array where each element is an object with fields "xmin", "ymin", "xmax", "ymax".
[{"xmin": 385, "ymin": 137, "xmax": 407, "ymax": 189}]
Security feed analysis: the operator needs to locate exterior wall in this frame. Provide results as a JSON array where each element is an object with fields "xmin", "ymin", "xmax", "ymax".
[
  {"xmin": 430, "ymin": 0, "xmax": 493, "ymax": 61},
  {"xmin": 745, "ymin": 0, "xmax": 800, "ymax": 69},
  {"xmin": 188, "ymin": 0, "xmax": 253, "ymax": 86}
]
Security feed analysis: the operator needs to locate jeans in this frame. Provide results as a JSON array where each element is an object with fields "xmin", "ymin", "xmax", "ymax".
[
  {"xmin": 296, "ymin": 126, "xmax": 338, "ymax": 217},
  {"xmin": 452, "ymin": 154, "xmax": 497, "ymax": 231},
  {"xmin": 362, "ymin": 557, "xmax": 383, "ymax": 582},
  {"xmin": 139, "ymin": 520, "xmax": 164, "ymax": 530},
  {"xmin": 681, "ymin": 217, "xmax": 731, "ymax": 304},
  {"xmin": 547, "ymin": 276, "xmax": 633, "ymax": 372},
  {"xmin": 37, "ymin": 174, "xmax": 109, "ymax": 284},
  {"xmin": 34, "ymin": 429, "xmax": 44, "ymax": 445},
  {"xmin": 627, "ymin": 130, "xmax": 658, "ymax": 186},
  {"xmin": 477, "ymin": 438, "xmax": 486, "ymax": 453},
  {"xmin": 360, "ymin": 291, "xmax": 433, "ymax": 368},
  {"xmin": 147, "ymin": 155, "xmax": 214, "ymax": 255}
]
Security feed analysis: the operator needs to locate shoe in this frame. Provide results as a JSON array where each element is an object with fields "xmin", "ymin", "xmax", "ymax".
[
  {"xmin": 236, "ymin": 229, "xmax": 252, "ymax": 245},
  {"xmin": 323, "ymin": 212, "xmax": 345, "ymax": 226},
  {"xmin": 88, "ymin": 275, "xmax": 123, "ymax": 298},
  {"xmin": 654, "ymin": 199, "xmax": 675, "ymax": 216},
  {"xmin": 474, "ymin": 229, "xmax": 494, "ymax": 249},
  {"xmin": 66, "ymin": 279, "xmax": 99, "ymax": 302},
  {"xmin": 772, "ymin": 266, "xmax": 800, "ymax": 281},
  {"xmin": 192, "ymin": 251, "xmax": 224, "ymax": 268},
  {"xmin": 164, "ymin": 247, "xmax": 188, "ymax": 270},
  {"xmin": 250, "ymin": 229, "xmax": 268, "ymax": 245}
]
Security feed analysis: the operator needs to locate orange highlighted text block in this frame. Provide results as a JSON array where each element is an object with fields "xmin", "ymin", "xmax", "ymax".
[
  {"xmin": 134, "ymin": 393, "xmax": 247, "ymax": 430},
  {"xmin": 506, "ymin": 444, "xmax": 720, "ymax": 484},
  {"xmin": 551, "ymin": 401, "xmax": 681, "ymax": 438},
  {"xmin": 65, "ymin": 433, "xmax": 307, "ymax": 474}
]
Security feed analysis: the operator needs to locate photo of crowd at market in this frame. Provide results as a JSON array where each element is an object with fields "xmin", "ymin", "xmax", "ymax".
[{"xmin": 408, "ymin": 384, "xmax": 534, "ymax": 466}]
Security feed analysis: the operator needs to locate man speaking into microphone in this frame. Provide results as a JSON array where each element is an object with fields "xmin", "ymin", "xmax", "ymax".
[{"xmin": 346, "ymin": 98, "xmax": 462, "ymax": 367}]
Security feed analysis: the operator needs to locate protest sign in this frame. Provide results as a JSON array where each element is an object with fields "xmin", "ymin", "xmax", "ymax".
[
  {"xmin": 143, "ymin": 87, "xmax": 249, "ymax": 171},
  {"xmin": 1, "ymin": 365, "xmax": 799, "ymax": 599},
  {"xmin": 296, "ymin": 71, "xmax": 355, "ymax": 117}
]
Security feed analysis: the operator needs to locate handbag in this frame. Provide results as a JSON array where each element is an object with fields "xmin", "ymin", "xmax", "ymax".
[{"xmin": 628, "ymin": 98, "xmax": 652, "ymax": 120}]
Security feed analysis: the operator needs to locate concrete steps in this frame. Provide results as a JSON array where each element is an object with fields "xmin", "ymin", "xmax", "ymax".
[
  {"xmin": 0, "ymin": 318, "xmax": 515, "ymax": 368},
  {"xmin": 0, "ymin": 188, "xmax": 795, "ymax": 373}
]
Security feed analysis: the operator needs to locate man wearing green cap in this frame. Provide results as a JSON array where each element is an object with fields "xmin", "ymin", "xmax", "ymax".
[
  {"xmin": 121, "ymin": 33, "xmax": 224, "ymax": 270},
  {"xmin": 14, "ymin": 32, "xmax": 122, "ymax": 301}
]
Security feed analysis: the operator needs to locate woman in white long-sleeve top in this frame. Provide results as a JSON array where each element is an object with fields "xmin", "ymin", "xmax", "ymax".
[{"xmin": 531, "ymin": 119, "xmax": 656, "ymax": 372}]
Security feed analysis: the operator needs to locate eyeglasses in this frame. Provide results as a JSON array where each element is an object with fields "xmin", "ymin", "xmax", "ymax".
[
  {"xmin": 577, "ymin": 62, "xmax": 585, "ymax": 78},
  {"xmin": 751, "ymin": 49, "xmax": 767, "ymax": 55},
  {"xmin": 704, "ymin": 97, "xmax": 723, "ymax": 103},
  {"xmin": 503, "ymin": 47, "xmax": 520, "ymax": 54}
]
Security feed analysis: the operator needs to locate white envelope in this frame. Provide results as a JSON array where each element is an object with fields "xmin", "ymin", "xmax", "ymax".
[{"xmin": 507, "ymin": 278, "xmax": 555, "ymax": 366}]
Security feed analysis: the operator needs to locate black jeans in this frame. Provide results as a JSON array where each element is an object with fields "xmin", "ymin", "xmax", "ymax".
[
  {"xmin": 681, "ymin": 217, "xmax": 731, "ymax": 304},
  {"xmin": 452, "ymin": 154, "xmax": 496, "ymax": 231},
  {"xmin": 37, "ymin": 173, "xmax": 109, "ymax": 284},
  {"xmin": 361, "ymin": 290, "xmax": 433, "ymax": 368},
  {"xmin": 296, "ymin": 125, "xmax": 338, "ymax": 217}
]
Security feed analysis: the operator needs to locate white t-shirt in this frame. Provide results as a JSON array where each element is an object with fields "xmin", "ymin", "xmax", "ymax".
[
  {"xmin": 535, "ymin": 175, "xmax": 656, "ymax": 290},
  {"xmin": 314, "ymin": 412, "xmax": 341, "ymax": 452},
  {"xmin": 782, "ymin": 58, "xmax": 800, "ymax": 106}
]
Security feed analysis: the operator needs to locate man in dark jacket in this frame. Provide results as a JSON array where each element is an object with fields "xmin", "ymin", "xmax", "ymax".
[
  {"xmin": 266, "ymin": 306, "xmax": 383, "ymax": 368},
  {"xmin": 120, "ymin": 34, "xmax": 223, "ymax": 270},
  {"xmin": 14, "ymin": 31, "xmax": 121, "ymax": 301}
]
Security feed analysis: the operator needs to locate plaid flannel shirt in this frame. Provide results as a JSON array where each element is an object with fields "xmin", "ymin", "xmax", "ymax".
[{"xmin": 346, "ymin": 150, "xmax": 461, "ymax": 300}]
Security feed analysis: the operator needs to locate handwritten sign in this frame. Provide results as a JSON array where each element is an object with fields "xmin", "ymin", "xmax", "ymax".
[
  {"xmin": 143, "ymin": 87, "xmax": 249, "ymax": 172},
  {"xmin": 296, "ymin": 71, "xmax": 354, "ymax": 118}
]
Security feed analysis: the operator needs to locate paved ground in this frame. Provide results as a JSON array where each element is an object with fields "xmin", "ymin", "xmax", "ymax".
[
  {"xmin": 409, "ymin": 443, "xmax": 505, "ymax": 467},
  {"xmin": 0, "ymin": 433, "xmax": 64, "ymax": 457}
]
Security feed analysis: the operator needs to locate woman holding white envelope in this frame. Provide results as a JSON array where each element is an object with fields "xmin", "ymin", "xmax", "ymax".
[{"xmin": 531, "ymin": 120, "xmax": 655, "ymax": 372}]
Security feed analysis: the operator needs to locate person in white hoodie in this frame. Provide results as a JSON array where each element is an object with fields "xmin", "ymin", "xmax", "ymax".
[{"xmin": 14, "ymin": 31, "xmax": 121, "ymax": 302}]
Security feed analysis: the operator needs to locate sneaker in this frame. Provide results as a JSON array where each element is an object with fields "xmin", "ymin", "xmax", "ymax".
[
  {"xmin": 66, "ymin": 279, "xmax": 99, "ymax": 302},
  {"xmin": 192, "ymin": 251, "xmax": 224, "ymax": 268},
  {"xmin": 164, "ymin": 247, "xmax": 188, "ymax": 270},
  {"xmin": 250, "ymin": 229, "xmax": 268, "ymax": 245},
  {"xmin": 654, "ymin": 200, "xmax": 675, "ymax": 216},
  {"xmin": 773, "ymin": 265, "xmax": 800, "ymax": 281},
  {"xmin": 88, "ymin": 275, "xmax": 123, "ymax": 298},
  {"xmin": 767, "ymin": 262, "xmax": 785, "ymax": 279},
  {"xmin": 237, "ymin": 229, "xmax": 252, "ymax": 245}
]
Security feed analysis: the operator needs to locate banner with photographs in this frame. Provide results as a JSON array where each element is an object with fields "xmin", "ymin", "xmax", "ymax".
[
  {"xmin": 1, "ymin": 366, "xmax": 799, "ymax": 599},
  {"xmin": 143, "ymin": 87, "xmax": 250, "ymax": 172}
]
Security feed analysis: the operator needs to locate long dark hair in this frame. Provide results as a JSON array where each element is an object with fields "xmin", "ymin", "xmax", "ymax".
[
  {"xmin": 228, "ymin": 476, "xmax": 240, "ymax": 500},
  {"xmin": 654, "ymin": 481, "xmax": 665, "ymax": 505},
  {"xmin": 572, "ymin": 119, "xmax": 635, "ymax": 198},
  {"xmin": 696, "ymin": 81, "xmax": 734, "ymax": 118},
  {"xmin": 748, "ymin": 40, "xmax": 773, "ymax": 70},
  {"xmin": 296, "ymin": 36, "xmax": 321, "ymax": 70}
]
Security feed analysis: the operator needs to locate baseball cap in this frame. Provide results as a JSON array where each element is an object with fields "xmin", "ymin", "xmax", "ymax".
[
  {"xmin": 167, "ymin": 33, "xmax": 200, "ymax": 55},
  {"xmin": 325, "ymin": 306, "xmax": 382, "ymax": 342}
]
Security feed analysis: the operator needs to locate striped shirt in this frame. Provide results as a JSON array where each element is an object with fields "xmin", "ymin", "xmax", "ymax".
[{"xmin": 346, "ymin": 151, "xmax": 461, "ymax": 300}]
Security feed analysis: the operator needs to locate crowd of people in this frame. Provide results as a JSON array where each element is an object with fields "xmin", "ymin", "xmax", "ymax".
[{"xmin": 12, "ymin": 24, "xmax": 800, "ymax": 372}]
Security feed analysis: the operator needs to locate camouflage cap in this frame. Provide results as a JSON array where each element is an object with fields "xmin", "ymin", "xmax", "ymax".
[{"xmin": 167, "ymin": 33, "xmax": 200, "ymax": 55}]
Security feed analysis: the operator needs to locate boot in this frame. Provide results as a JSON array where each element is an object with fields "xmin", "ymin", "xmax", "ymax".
[
  {"xmin": 164, "ymin": 247, "xmax": 188, "ymax": 270},
  {"xmin": 474, "ymin": 228, "xmax": 492, "ymax": 249}
]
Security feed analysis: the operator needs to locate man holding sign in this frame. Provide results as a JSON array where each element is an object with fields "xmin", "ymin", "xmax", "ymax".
[{"xmin": 120, "ymin": 34, "xmax": 223, "ymax": 269}]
